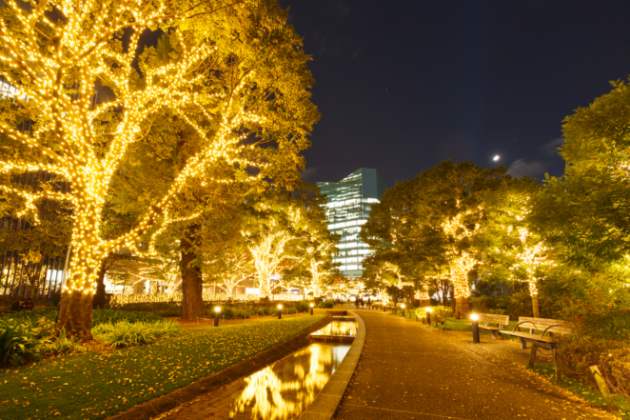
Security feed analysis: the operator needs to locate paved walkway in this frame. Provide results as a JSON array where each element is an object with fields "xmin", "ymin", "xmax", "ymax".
[{"xmin": 334, "ymin": 309, "xmax": 613, "ymax": 420}]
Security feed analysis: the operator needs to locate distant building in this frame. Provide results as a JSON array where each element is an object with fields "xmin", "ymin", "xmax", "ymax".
[{"xmin": 317, "ymin": 168, "xmax": 386, "ymax": 278}]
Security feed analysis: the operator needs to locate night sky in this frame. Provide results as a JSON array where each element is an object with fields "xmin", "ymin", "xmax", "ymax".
[{"xmin": 279, "ymin": 1, "xmax": 630, "ymax": 186}]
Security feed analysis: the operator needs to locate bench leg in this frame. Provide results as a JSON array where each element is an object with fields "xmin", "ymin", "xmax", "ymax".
[
  {"xmin": 528, "ymin": 343, "xmax": 539, "ymax": 368},
  {"xmin": 551, "ymin": 346, "xmax": 563, "ymax": 382},
  {"xmin": 520, "ymin": 337, "xmax": 527, "ymax": 349},
  {"xmin": 491, "ymin": 330, "xmax": 498, "ymax": 340}
]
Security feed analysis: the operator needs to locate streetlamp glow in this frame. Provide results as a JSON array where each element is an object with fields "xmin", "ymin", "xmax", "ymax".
[
  {"xmin": 214, "ymin": 306, "xmax": 221, "ymax": 327},
  {"xmin": 277, "ymin": 304, "xmax": 283, "ymax": 320},
  {"xmin": 310, "ymin": 302, "xmax": 314, "ymax": 315},
  {"xmin": 471, "ymin": 313, "xmax": 480, "ymax": 343}
]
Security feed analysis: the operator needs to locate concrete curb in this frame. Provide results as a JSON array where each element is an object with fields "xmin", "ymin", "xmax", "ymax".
[
  {"xmin": 298, "ymin": 310, "xmax": 366, "ymax": 420},
  {"xmin": 107, "ymin": 315, "xmax": 331, "ymax": 420}
]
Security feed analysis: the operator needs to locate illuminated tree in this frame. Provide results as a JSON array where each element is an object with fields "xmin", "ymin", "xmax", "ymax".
[
  {"xmin": 284, "ymin": 187, "xmax": 338, "ymax": 297},
  {"xmin": 0, "ymin": 0, "xmax": 317, "ymax": 338},
  {"xmin": 244, "ymin": 201, "xmax": 303, "ymax": 297},
  {"xmin": 532, "ymin": 79, "xmax": 630, "ymax": 275},
  {"xmin": 362, "ymin": 161, "xmax": 507, "ymax": 318},
  {"xmin": 206, "ymin": 252, "xmax": 252, "ymax": 295},
  {"xmin": 508, "ymin": 228, "xmax": 554, "ymax": 318},
  {"xmin": 441, "ymin": 209, "xmax": 481, "ymax": 317}
]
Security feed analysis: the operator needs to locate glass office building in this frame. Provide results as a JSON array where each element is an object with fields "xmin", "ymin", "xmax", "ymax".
[{"xmin": 317, "ymin": 168, "xmax": 387, "ymax": 278}]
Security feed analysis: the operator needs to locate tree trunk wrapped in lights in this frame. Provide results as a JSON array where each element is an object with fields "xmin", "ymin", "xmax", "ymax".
[
  {"xmin": 442, "ymin": 212, "xmax": 480, "ymax": 319},
  {"xmin": 449, "ymin": 252, "xmax": 477, "ymax": 318},
  {"xmin": 0, "ymin": 0, "xmax": 318, "ymax": 339},
  {"xmin": 247, "ymin": 221, "xmax": 298, "ymax": 297},
  {"xmin": 510, "ymin": 228, "xmax": 553, "ymax": 318},
  {"xmin": 414, "ymin": 285, "xmax": 431, "ymax": 307}
]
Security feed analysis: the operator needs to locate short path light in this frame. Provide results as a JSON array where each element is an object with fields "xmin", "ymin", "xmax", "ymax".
[
  {"xmin": 471, "ymin": 313, "xmax": 480, "ymax": 343},
  {"xmin": 214, "ymin": 306, "xmax": 221, "ymax": 327},
  {"xmin": 401, "ymin": 303, "xmax": 406, "ymax": 318},
  {"xmin": 277, "ymin": 304, "xmax": 283, "ymax": 320},
  {"xmin": 310, "ymin": 302, "xmax": 314, "ymax": 315},
  {"xmin": 425, "ymin": 306, "xmax": 432, "ymax": 325}
]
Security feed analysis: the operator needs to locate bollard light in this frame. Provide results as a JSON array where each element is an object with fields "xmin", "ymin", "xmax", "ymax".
[
  {"xmin": 214, "ymin": 306, "xmax": 221, "ymax": 327},
  {"xmin": 471, "ymin": 313, "xmax": 480, "ymax": 343},
  {"xmin": 310, "ymin": 302, "xmax": 314, "ymax": 315},
  {"xmin": 425, "ymin": 306, "xmax": 432, "ymax": 325},
  {"xmin": 401, "ymin": 303, "xmax": 406, "ymax": 317},
  {"xmin": 277, "ymin": 304, "xmax": 283, "ymax": 320}
]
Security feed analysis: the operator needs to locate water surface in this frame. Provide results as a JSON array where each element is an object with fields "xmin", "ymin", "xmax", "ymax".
[{"xmin": 158, "ymin": 342, "xmax": 350, "ymax": 420}]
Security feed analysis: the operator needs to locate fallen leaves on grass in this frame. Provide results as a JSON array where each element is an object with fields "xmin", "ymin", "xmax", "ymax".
[{"xmin": 0, "ymin": 315, "xmax": 325, "ymax": 420}]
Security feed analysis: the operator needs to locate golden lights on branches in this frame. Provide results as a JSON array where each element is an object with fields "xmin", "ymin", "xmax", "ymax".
[
  {"xmin": 0, "ymin": 0, "xmax": 270, "ymax": 299},
  {"xmin": 442, "ymin": 210, "xmax": 481, "ymax": 298},
  {"xmin": 246, "ymin": 207, "xmax": 303, "ymax": 297},
  {"xmin": 510, "ymin": 228, "xmax": 554, "ymax": 296}
]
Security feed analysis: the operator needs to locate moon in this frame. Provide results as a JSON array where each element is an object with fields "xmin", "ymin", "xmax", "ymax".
[{"xmin": 493, "ymin": 155, "xmax": 500, "ymax": 161}]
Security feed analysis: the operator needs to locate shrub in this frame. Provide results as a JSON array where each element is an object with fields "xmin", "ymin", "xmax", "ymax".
[
  {"xmin": 113, "ymin": 302, "xmax": 182, "ymax": 318},
  {"xmin": 318, "ymin": 301, "xmax": 334, "ymax": 309},
  {"xmin": 92, "ymin": 308, "xmax": 163, "ymax": 326},
  {"xmin": 487, "ymin": 308, "xmax": 508, "ymax": 315},
  {"xmin": 414, "ymin": 305, "xmax": 453, "ymax": 322},
  {"xmin": 92, "ymin": 320, "xmax": 180, "ymax": 348},
  {"xmin": 295, "ymin": 301, "xmax": 310, "ymax": 312},
  {"xmin": 45, "ymin": 328, "xmax": 85, "ymax": 356},
  {"xmin": 0, "ymin": 319, "xmax": 47, "ymax": 366},
  {"xmin": 553, "ymin": 287, "xmax": 630, "ymax": 401},
  {"xmin": 0, "ymin": 307, "xmax": 57, "ymax": 324}
]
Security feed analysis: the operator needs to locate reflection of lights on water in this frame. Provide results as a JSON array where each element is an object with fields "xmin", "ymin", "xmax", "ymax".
[
  {"xmin": 310, "ymin": 321, "xmax": 358, "ymax": 337},
  {"xmin": 230, "ymin": 343, "xmax": 350, "ymax": 419}
]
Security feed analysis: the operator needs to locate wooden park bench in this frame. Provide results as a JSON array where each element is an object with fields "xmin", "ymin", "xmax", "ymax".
[
  {"xmin": 473, "ymin": 313, "xmax": 510, "ymax": 339},
  {"xmin": 499, "ymin": 316, "xmax": 573, "ymax": 379},
  {"xmin": 499, "ymin": 316, "xmax": 572, "ymax": 349}
]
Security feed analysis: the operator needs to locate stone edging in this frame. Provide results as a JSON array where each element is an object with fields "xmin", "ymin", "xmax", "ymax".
[
  {"xmin": 298, "ymin": 310, "xmax": 366, "ymax": 420},
  {"xmin": 107, "ymin": 315, "xmax": 331, "ymax": 420}
]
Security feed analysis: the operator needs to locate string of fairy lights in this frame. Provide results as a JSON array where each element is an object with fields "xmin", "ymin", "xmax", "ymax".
[
  {"xmin": 246, "ymin": 206, "xmax": 304, "ymax": 296},
  {"xmin": 510, "ymin": 227, "xmax": 554, "ymax": 297},
  {"xmin": 442, "ymin": 209, "xmax": 481, "ymax": 298},
  {"xmin": 110, "ymin": 292, "xmax": 304, "ymax": 306},
  {"xmin": 0, "ymin": 0, "xmax": 272, "ymax": 298}
]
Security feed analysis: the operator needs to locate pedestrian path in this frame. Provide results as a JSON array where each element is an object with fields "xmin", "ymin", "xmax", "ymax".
[{"xmin": 334, "ymin": 309, "xmax": 612, "ymax": 420}]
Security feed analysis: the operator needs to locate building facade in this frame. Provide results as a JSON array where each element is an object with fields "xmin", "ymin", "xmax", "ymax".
[{"xmin": 317, "ymin": 168, "xmax": 386, "ymax": 278}]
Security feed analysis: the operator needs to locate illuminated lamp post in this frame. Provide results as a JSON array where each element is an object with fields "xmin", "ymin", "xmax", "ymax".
[
  {"xmin": 310, "ymin": 302, "xmax": 314, "ymax": 315},
  {"xmin": 214, "ymin": 306, "xmax": 221, "ymax": 327},
  {"xmin": 277, "ymin": 304, "xmax": 283, "ymax": 320},
  {"xmin": 471, "ymin": 313, "xmax": 480, "ymax": 343},
  {"xmin": 401, "ymin": 303, "xmax": 406, "ymax": 318},
  {"xmin": 425, "ymin": 306, "xmax": 432, "ymax": 325}
]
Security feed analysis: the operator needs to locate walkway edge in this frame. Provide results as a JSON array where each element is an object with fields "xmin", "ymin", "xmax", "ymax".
[
  {"xmin": 299, "ymin": 310, "xmax": 366, "ymax": 420},
  {"xmin": 107, "ymin": 315, "xmax": 330, "ymax": 420}
]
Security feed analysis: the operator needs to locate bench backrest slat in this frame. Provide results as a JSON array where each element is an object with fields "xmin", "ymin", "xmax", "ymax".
[
  {"xmin": 517, "ymin": 316, "xmax": 572, "ymax": 335},
  {"xmin": 478, "ymin": 313, "xmax": 509, "ymax": 326}
]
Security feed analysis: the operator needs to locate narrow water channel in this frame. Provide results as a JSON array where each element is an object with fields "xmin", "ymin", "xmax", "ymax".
[{"xmin": 156, "ymin": 321, "xmax": 356, "ymax": 420}]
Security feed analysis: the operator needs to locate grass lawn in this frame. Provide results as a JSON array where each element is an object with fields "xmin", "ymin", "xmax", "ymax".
[
  {"xmin": 0, "ymin": 314, "xmax": 325, "ymax": 420},
  {"xmin": 529, "ymin": 363, "xmax": 630, "ymax": 419}
]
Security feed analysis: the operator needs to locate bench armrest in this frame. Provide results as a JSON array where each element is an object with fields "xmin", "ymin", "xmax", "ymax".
[
  {"xmin": 512, "ymin": 321, "xmax": 536, "ymax": 332},
  {"xmin": 540, "ymin": 324, "xmax": 568, "ymax": 338}
]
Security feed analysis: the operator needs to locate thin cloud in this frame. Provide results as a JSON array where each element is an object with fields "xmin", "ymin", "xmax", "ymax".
[
  {"xmin": 507, "ymin": 138, "xmax": 565, "ymax": 178},
  {"xmin": 542, "ymin": 138, "xmax": 564, "ymax": 156},
  {"xmin": 508, "ymin": 159, "xmax": 545, "ymax": 177}
]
